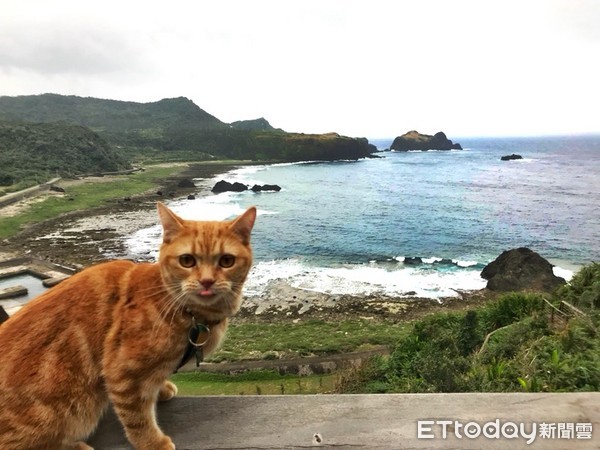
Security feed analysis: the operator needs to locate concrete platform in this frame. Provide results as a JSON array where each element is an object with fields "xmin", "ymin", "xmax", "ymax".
[{"xmin": 89, "ymin": 393, "xmax": 599, "ymax": 449}]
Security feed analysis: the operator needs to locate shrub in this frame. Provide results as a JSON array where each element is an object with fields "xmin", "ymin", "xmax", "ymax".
[
  {"xmin": 555, "ymin": 262, "xmax": 600, "ymax": 311},
  {"xmin": 336, "ymin": 266, "xmax": 600, "ymax": 394}
]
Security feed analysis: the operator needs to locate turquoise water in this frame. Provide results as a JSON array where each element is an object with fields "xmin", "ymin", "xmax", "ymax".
[{"xmin": 126, "ymin": 135, "xmax": 600, "ymax": 298}]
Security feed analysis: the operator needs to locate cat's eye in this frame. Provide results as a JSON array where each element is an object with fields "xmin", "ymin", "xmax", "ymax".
[
  {"xmin": 219, "ymin": 254, "xmax": 236, "ymax": 268},
  {"xmin": 179, "ymin": 254, "xmax": 196, "ymax": 268}
]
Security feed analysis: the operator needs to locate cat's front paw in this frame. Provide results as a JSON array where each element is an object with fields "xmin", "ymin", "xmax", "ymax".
[
  {"xmin": 157, "ymin": 434, "xmax": 176, "ymax": 450},
  {"xmin": 158, "ymin": 380, "xmax": 178, "ymax": 402}
]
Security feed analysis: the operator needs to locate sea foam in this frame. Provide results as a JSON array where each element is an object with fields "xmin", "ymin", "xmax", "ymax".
[{"xmin": 245, "ymin": 259, "xmax": 487, "ymax": 299}]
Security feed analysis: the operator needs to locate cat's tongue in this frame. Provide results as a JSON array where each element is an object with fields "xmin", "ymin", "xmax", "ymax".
[{"xmin": 199, "ymin": 289, "xmax": 214, "ymax": 297}]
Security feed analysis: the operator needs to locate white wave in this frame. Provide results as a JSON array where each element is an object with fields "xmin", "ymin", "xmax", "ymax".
[
  {"xmin": 124, "ymin": 224, "xmax": 161, "ymax": 260},
  {"xmin": 548, "ymin": 259, "xmax": 581, "ymax": 282},
  {"xmin": 392, "ymin": 256, "xmax": 481, "ymax": 268},
  {"xmin": 553, "ymin": 266, "xmax": 575, "ymax": 282},
  {"xmin": 422, "ymin": 256, "xmax": 443, "ymax": 264},
  {"xmin": 512, "ymin": 158, "xmax": 538, "ymax": 163},
  {"xmin": 245, "ymin": 259, "xmax": 487, "ymax": 299}
]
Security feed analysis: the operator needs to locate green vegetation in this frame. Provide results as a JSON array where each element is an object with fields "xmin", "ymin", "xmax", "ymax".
[
  {"xmin": 170, "ymin": 319, "xmax": 407, "ymax": 396},
  {"xmin": 0, "ymin": 165, "xmax": 184, "ymax": 238},
  {"xmin": 230, "ymin": 117, "xmax": 280, "ymax": 132},
  {"xmin": 0, "ymin": 121, "xmax": 129, "ymax": 191},
  {"xmin": 206, "ymin": 319, "xmax": 410, "ymax": 363},
  {"xmin": 0, "ymin": 94, "xmax": 376, "ymax": 180},
  {"xmin": 0, "ymin": 95, "xmax": 224, "ymax": 133},
  {"xmin": 337, "ymin": 264, "xmax": 600, "ymax": 393},
  {"xmin": 171, "ymin": 370, "xmax": 336, "ymax": 396}
]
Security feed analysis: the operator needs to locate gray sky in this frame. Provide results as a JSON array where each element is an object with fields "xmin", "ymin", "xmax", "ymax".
[{"xmin": 1, "ymin": 0, "xmax": 599, "ymax": 138}]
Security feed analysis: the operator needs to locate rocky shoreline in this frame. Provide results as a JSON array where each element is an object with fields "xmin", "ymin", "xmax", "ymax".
[
  {"xmin": 0, "ymin": 161, "xmax": 509, "ymax": 323},
  {"xmin": 0, "ymin": 163, "xmax": 243, "ymax": 267}
]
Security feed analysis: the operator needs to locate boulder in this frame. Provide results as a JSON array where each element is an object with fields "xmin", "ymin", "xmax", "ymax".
[
  {"xmin": 49, "ymin": 185, "xmax": 65, "ymax": 193},
  {"xmin": 480, "ymin": 247, "xmax": 566, "ymax": 292},
  {"xmin": 433, "ymin": 258, "xmax": 455, "ymax": 266},
  {"xmin": 390, "ymin": 131, "xmax": 462, "ymax": 152},
  {"xmin": 187, "ymin": 194, "xmax": 196, "ymax": 200},
  {"xmin": 211, "ymin": 180, "xmax": 248, "ymax": 193},
  {"xmin": 501, "ymin": 154, "xmax": 523, "ymax": 161},
  {"xmin": 177, "ymin": 179, "xmax": 196, "ymax": 188},
  {"xmin": 403, "ymin": 257, "xmax": 423, "ymax": 265},
  {"xmin": 251, "ymin": 184, "xmax": 282, "ymax": 192}
]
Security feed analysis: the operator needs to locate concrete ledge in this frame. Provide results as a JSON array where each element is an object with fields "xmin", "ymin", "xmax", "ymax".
[
  {"xmin": 184, "ymin": 347, "xmax": 389, "ymax": 376},
  {"xmin": 89, "ymin": 393, "xmax": 599, "ymax": 449},
  {"xmin": 0, "ymin": 285, "xmax": 27, "ymax": 300}
]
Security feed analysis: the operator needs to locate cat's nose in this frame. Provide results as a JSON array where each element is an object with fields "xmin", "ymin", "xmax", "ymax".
[{"xmin": 200, "ymin": 279, "xmax": 215, "ymax": 289}]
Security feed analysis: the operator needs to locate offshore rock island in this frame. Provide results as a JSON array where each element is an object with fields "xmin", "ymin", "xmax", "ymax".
[{"xmin": 390, "ymin": 130, "xmax": 462, "ymax": 151}]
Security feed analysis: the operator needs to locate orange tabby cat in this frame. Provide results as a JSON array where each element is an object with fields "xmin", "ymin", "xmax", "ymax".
[{"xmin": 0, "ymin": 202, "xmax": 256, "ymax": 450}]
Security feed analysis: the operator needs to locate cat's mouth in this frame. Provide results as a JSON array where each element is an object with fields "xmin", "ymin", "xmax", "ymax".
[
  {"xmin": 191, "ymin": 290, "xmax": 218, "ymax": 304},
  {"xmin": 189, "ymin": 288, "xmax": 227, "ymax": 306}
]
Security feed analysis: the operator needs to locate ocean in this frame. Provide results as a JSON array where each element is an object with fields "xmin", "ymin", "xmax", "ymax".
[{"xmin": 125, "ymin": 135, "xmax": 600, "ymax": 300}]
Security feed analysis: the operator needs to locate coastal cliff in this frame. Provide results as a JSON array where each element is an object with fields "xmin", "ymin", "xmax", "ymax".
[
  {"xmin": 390, "ymin": 130, "xmax": 462, "ymax": 151},
  {"xmin": 0, "ymin": 94, "xmax": 375, "ymax": 166}
]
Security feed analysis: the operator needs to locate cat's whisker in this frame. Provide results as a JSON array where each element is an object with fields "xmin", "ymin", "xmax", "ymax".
[{"xmin": 151, "ymin": 290, "xmax": 187, "ymax": 338}]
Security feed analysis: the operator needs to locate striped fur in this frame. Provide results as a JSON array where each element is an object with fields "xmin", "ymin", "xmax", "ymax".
[{"xmin": 0, "ymin": 203, "xmax": 256, "ymax": 449}]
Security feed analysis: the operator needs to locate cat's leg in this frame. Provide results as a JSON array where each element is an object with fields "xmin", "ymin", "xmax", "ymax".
[
  {"xmin": 158, "ymin": 380, "xmax": 178, "ymax": 402},
  {"xmin": 108, "ymin": 381, "xmax": 175, "ymax": 450}
]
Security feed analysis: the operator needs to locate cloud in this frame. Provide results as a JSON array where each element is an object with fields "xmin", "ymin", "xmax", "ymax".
[
  {"xmin": 0, "ymin": 23, "xmax": 149, "ymax": 76},
  {"xmin": 0, "ymin": 0, "xmax": 598, "ymax": 136},
  {"xmin": 552, "ymin": 0, "xmax": 600, "ymax": 42}
]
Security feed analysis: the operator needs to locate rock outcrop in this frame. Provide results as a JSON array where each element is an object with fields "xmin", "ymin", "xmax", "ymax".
[
  {"xmin": 212, "ymin": 180, "xmax": 282, "ymax": 194},
  {"xmin": 481, "ymin": 247, "xmax": 566, "ymax": 292},
  {"xmin": 501, "ymin": 154, "xmax": 523, "ymax": 161},
  {"xmin": 251, "ymin": 184, "xmax": 281, "ymax": 192},
  {"xmin": 211, "ymin": 180, "xmax": 248, "ymax": 193},
  {"xmin": 177, "ymin": 179, "xmax": 196, "ymax": 188},
  {"xmin": 403, "ymin": 257, "xmax": 423, "ymax": 265},
  {"xmin": 390, "ymin": 131, "xmax": 462, "ymax": 151}
]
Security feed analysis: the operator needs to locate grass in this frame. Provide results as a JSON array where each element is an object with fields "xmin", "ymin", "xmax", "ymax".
[
  {"xmin": 171, "ymin": 318, "xmax": 412, "ymax": 395},
  {"xmin": 0, "ymin": 165, "xmax": 184, "ymax": 239},
  {"xmin": 207, "ymin": 319, "xmax": 411, "ymax": 363},
  {"xmin": 336, "ymin": 280, "xmax": 600, "ymax": 394},
  {"xmin": 171, "ymin": 370, "xmax": 337, "ymax": 395}
]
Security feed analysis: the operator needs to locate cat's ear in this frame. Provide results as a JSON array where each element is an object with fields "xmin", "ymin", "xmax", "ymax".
[
  {"xmin": 157, "ymin": 202, "xmax": 184, "ymax": 243},
  {"xmin": 229, "ymin": 206, "xmax": 256, "ymax": 245}
]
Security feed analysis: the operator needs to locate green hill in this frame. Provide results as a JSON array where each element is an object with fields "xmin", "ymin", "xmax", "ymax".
[
  {"xmin": 0, "ymin": 94, "xmax": 225, "ymax": 132},
  {"xmin": 0, "ymin": 121, "xmax": 130, "ymax": 189},
  {"xmin": 230, "ymin": 117, "xmax": 281, "ymax": 132},
  {"xmin": 0, "ymin": 93, "xmax": 376, "ymax": 163}
]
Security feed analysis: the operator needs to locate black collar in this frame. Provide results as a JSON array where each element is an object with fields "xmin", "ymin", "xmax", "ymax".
[{"xmin": 175, "ymin": 316, "xmax": 221, "ymax": 372}]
